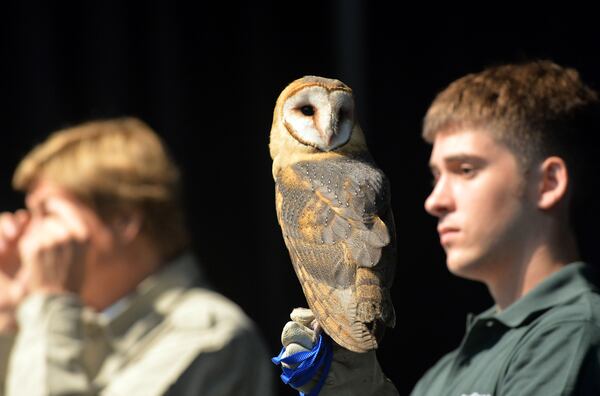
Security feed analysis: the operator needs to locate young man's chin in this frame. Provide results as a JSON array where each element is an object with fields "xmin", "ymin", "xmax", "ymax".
[{"xmin": 445, "ymin": 253, "xmax": 486, "ymax": 281}]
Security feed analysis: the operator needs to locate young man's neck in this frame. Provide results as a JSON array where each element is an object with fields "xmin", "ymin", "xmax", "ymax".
[{"xmin": 488, "ymin": 231, "xmax": 580, "ymax": 311}]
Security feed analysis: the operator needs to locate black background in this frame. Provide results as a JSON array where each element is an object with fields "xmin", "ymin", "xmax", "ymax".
[{"xmin": 2, "ymin": 3, "xmax": 599, "ymax": 394}]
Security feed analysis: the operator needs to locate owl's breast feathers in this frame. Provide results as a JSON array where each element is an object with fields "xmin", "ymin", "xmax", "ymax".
[{"xmin": 275, "ymin": 155, "xmax": 396, "ymax": 352}]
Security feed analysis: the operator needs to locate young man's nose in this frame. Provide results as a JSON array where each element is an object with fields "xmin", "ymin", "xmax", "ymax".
[{"xmin": 424, "ymin": 177, "xmax": 454, "ymax": 217}]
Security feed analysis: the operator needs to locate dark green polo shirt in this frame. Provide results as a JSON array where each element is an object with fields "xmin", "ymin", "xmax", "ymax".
[{"xmin": 411, "ymin": 262, "xmax": 600, "ymax": 396}]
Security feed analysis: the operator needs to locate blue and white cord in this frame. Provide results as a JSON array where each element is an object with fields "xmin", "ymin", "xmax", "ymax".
[{"xmin": 272, "ymin": 333, "xmax": 333, "ymax": 396}]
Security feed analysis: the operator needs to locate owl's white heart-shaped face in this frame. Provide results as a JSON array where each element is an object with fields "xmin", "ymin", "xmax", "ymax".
[{"xmin": 282, "ymin": 85, "xmax": 355, "ymax": 152}]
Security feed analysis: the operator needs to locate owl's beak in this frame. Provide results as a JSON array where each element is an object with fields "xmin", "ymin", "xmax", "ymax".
[
  {"xmin": 320, "ymin": 129, "xmax": 337, "ymax": 150},
  {"xmin": 323, "ymin": 117, "xmax": 340, "ymax": 146}
]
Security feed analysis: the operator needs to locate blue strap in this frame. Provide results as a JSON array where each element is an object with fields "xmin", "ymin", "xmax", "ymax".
[{"xmin": 272, "ymin": 333, "xmax": 333, "ymax": 396}]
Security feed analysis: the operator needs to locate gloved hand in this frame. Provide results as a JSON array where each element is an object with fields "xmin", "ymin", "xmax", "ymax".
[
  {"xmin": 279, "ymin": 307, "xmax": 399, "ymax": 396},
  {"xmin": 278, "ymin": 308, "xmax": 322, "ymax": 393}
]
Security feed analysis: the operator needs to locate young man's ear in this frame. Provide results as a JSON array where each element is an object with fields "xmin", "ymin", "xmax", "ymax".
[
  {"xmin": 110, "ymin": 212, "xmax": 143, "ymax": 245},
  {"xmin": 537, "ymin": 156, "xmax": 569, "ymax": 210}
]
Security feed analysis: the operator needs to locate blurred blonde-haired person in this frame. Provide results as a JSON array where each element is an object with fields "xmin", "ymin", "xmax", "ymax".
[{"xmin": 0, "ymin": 117, "xmax": 274, "ymax": 395}]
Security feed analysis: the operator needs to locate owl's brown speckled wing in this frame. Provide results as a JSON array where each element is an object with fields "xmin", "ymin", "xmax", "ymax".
[{"xmin": 275, "ymin": 156, "xmax": 396, "ymax": 352}]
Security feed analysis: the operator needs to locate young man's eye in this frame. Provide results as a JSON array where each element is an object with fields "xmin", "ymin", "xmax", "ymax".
[{"xmin": 460, "ymin": 164, "xmax": 476, "ymax": 176}]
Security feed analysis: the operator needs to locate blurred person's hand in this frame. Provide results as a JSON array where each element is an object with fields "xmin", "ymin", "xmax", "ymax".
[
  {"xmin": 278, "ymin": 307, "xmax": 399, "ymax": 396},
  {"xmin": 18, "ymin": 199, "xmax": 88, "ymax": 296},
  {"xmin": 0, "ymin": 210, "xmax": 30, "ymax": 333}
]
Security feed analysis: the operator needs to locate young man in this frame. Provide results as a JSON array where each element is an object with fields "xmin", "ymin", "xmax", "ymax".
[
  {"xmin": 0, "ymin": 118, "xmax": 274, "ymax": 395},
  {"xmin": 278, "ymin": 60, "xmax": 600, "ymax": 395}
]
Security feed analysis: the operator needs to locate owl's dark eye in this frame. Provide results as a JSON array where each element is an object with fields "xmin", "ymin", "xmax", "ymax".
[{"xmin": 300, "ymin": 105, "xmax": 315, "ymax": 116}]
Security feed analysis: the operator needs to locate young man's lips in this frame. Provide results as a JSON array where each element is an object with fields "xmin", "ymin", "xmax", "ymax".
[{"xmin": 438, "ymin": 227, "xmax": 460, "ymax": 244}]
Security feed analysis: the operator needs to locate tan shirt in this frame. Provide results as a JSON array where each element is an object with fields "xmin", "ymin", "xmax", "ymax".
[{"xmin": 1, "ymin": 253, "xmax": 274, "ymax": 396}]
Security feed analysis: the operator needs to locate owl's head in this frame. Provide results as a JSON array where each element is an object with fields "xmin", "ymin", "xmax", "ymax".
[{"xmin": 269, "ymin": 76, "xmax": 367, "ymax": 172}]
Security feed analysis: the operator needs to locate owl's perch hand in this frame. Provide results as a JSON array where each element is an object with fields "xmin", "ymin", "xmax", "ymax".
[
  {"xmin": 279, "ymin": 307, "xmax": 399, "ymax": 395},
  {"xmin": 278, "ymin": 307, "xmax": 324, "ymax": 393},
  {"xmin": 280, "ymin": 307, "xmax": 319, "ymax": 369}
]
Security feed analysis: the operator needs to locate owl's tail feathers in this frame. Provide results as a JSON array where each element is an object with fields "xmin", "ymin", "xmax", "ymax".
[
  {"xmin": 310, "ymin": 291, "xmax": 386, "ymax": 353},
  {"xmin": 315, "ymin": 307, "xmax": 378, "ymax": 353},
  {"xmin": 332, "ymin": 267, "xmax": 395, "ymax": 352},
  {"xmin": 298, "ymin": 266, "xmax": 387, "ymax": 353}
]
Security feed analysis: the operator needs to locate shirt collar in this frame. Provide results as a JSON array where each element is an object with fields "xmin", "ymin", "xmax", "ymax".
[
  {"xmin": 101, "ymin": 251, "xmax": 205, "ymax": 336},
  {"xmin": 474, "ymin": 262, "xmax": 600, "ymax": 328}
]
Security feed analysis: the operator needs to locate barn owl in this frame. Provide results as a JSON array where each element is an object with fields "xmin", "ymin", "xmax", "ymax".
[{"xmin": 269, "ymin": 76, "xmax": 396, "ymax": 353}]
